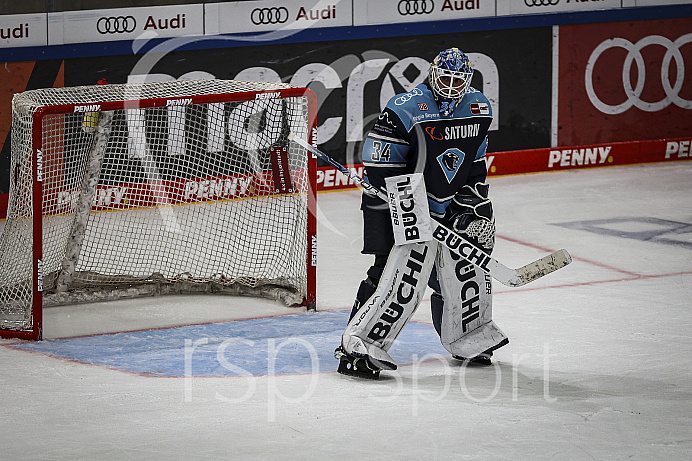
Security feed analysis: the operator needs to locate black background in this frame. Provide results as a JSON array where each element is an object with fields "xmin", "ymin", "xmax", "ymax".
[{"xmin": 1, "ymin": 27, "xmax": 552, "ymax": 192}]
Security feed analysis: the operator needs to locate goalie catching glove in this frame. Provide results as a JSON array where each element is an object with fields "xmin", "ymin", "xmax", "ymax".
[{"xmin": 444, "ymin": 182, "xmax": 495, "ymax": 253}]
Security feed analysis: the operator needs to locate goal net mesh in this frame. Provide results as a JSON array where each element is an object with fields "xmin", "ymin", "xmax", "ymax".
[{"xmin": 0, "ymin": 79, "xmax": 314, "ymax": 335}]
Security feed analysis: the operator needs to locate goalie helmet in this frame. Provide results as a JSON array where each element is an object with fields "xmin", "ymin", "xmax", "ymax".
[{"xmin": 429, "ymin": 47, "xmax": 473, "ymax": 101}]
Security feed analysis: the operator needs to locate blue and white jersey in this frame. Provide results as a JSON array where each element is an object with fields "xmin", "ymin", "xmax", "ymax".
[{"xmin": 361, "ymin": 83, "xmax": 492, "ymax": 220}]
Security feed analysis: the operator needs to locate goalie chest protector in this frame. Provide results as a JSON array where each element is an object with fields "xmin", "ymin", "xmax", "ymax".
[{"xmin": 361, "ymin": 83, "xmax": 493, "ymax": 218}]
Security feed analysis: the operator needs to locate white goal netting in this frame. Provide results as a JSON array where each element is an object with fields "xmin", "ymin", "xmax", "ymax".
[{"xmin": 0, "ymin": 79, "xmax": 316, "ymax": 339}]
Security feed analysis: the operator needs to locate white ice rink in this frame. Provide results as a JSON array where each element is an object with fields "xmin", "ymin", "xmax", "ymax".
[{"xmin": 1, "ymin": 161, "xmax": 691, "ymax": 460}]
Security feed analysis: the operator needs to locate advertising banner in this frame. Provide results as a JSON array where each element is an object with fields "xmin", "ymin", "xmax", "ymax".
[
  {"xmin": 624, "ymin": 0, "xmax": 692, "ymax": 6},
  {"xmin": 497, "ymin": 0, "xmax": 622, "ymax": 16},
  {"xmin": 59, "ymin": 27, "xmax": 552, "ymax": 160},
  {"xmin": 487, "ymin": 137, "xmax": 692, "ymax": 176},
  {"xmin": 0, "ymin": 27, "xmax": 553, "ymax": 195},
  {"xmin": 47, "ymin": 4, "xmax": 204, "ymax": 45},
  {"xmin": 2, "ymin": 1, "xmax": 691, "ymax": 49},
  {"xmin": 206, "ymin": 0, "xmax": 352, "ymax": 35},
  {"xmin": 558, "ymin": 17, "xmax": 692, "ymax": 145},
  {"xmin": 353, "ymin": 0, "xmax": 495, "ymax": 26},
  {"xmin": 0, "ymin": 13, "xmax": 47, "ymax": 48},
  {"xmin": 0, "ymin": 59, "xmax": 65, "ymax": 196},
  {"xmin": 3, "ymin": 135, "xmax": 690, "ymax": 215},
  {"xmin": 315, "ymin": 136, "xmax": 692, "ymax": 192}
]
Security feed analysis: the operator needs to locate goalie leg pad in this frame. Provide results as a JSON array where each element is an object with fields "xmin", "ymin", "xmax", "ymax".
[
  {"xmin": 447, "ymin": 322, "xmax": 509, "ymax": 359},
  {"xmin": 341, "ymin": 335, "xmax": 397, "ymax": 371},
  {"xmin": 436, "ymin": 247, "xmax": 508, "ymax": 358},
  {"xmin": 349, "ymin": 255, "xmax": 387, "ymax": 320},
  {"xmin": 342, "ymin": 241, "xmax": 438, "ymax": 369}
]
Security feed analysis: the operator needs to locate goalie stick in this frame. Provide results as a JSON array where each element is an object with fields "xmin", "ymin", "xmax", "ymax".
[{"xmin": 288, "ymin": 132, "xmax": 572, "ymax": 287}]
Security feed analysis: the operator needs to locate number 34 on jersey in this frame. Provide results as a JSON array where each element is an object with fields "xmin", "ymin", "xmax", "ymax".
[{"xmin": 371, "ymin": 141, "xmax": 391, "ymax": 162}]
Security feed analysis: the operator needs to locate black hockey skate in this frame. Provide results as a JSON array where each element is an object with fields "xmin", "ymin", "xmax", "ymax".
[
  {"xmin": 335, "ymin": 346, "xmax": 380, "ymax": 380},
  {"xmin": 452, "ymin": 351, "xmax": 493, "ymax": 366}
]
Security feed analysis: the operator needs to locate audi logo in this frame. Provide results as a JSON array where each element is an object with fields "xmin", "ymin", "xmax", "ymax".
[
  {"xmin": 251, "ymin": 7, "xmax": 289, "ymax": 25},
  {"xmin": 585, "ymin": 34, "xmax": 692, "ymax": 114},
  {"xmin": 394, "ymin": 87, "xmax": 424, "ymax": 105},
  {"xmin": 97, "ymin": 16, "xmax": 136, "ymax": 34},
  {"xmin": 524, "ymin": 0, "xmax": 560, "ymax": 6},
  {"xmin": 398, "ymin": 0, "xmax": 435, "ymax": 16}
]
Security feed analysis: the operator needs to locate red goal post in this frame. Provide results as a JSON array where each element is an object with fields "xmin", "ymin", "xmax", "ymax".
[{"xmin": 0, "ymin": 80, "xmax": 317, "ymax": 340}]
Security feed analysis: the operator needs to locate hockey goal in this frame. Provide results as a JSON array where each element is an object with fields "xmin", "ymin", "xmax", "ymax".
[{"xmin": 0, "ymin": 79, "xmax": 317, "ymax": 340}]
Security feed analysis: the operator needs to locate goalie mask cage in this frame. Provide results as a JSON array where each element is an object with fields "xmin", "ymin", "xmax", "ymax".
[{"xmin": 0, "ymin": 80, "xmax": 317, "ymax": 340}]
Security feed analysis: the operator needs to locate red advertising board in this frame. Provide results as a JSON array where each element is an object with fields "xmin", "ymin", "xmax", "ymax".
[
  {"xmin": 1, "ymin": 137, "xmax": 690, "ymax": 215},
  {"xmin": 315, "ymin": 137, "xmax": 692, "ymax": 192},
  {"xmin": 558, "ymin": 17, "xmax": 692, "ymax": 146},
  {"xmin": 486, "ymin": 137, "xmax": 692, "ymax": 176}
]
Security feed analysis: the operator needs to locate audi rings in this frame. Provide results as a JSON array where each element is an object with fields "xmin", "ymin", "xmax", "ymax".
[
  {"xmin": 585, "ymin": 34, "xmax": 692, "ymax": 114},
  {"xmin": 394, "ymin": 87, "xmax": 424, "ymax": 105},
  {"xmin": 251, "ymin": 7, "xmax": 289, "ymax": 25},
  {"xmin": 97, "ymin": 16, "xmax": 136, "ymax": 34},
  {"xmin": 398, "ymin": 0, "xmax": 435, "ymax": 16},
  {"xmin": 524, "ymin": 0, "xmax": 560, "ymax": 6}
]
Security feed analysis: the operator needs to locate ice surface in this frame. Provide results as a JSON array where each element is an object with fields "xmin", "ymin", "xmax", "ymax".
[{"xmin": 1, "ymin": 162, "xmax": 691, "ymax": 460}]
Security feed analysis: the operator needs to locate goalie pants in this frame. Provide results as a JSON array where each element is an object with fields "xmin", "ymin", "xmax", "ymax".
[{"xmin": 344, "ymin": 240, "xmax": 508, "ymax": 360}]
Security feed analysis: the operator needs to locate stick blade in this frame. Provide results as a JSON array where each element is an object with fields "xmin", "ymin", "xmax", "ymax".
[{"xmin": 513, "ymin": 249, "xmax": 572, "ymax": 287}]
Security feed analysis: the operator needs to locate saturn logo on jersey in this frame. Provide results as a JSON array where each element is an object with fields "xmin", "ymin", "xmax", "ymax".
[
  {"xmin": 425, "ymin": 126, "xmax": 444, "ymax": 140},
  {"xmin": 437, "ymin": 148, "xmax": 465, "ymax": 183},
  {"xmin": 425, "ymin": 124, "xmax": 481, "ymax": 141}
]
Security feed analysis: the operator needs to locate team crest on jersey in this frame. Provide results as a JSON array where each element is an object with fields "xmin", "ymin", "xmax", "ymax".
[
  {"xmin": 418, "ymin": 103, "xmax": 429, "ymax": 111},
  {"xmin": 436, "ymin": 148, "xmax": 466, "ymax": 183}
]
